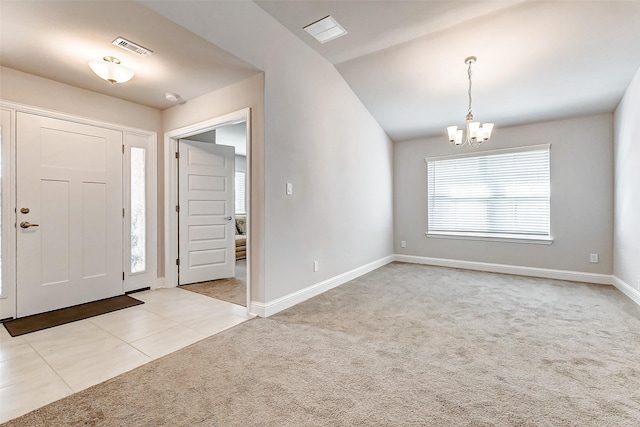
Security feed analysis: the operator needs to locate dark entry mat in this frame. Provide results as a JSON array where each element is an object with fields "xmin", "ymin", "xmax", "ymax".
[{"xmin": 2, "ymin": 295, "xmax": 144, "ymax": 337}]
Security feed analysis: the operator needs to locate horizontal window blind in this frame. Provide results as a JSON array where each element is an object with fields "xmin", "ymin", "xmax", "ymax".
[
  {"xmin": 235, "ymin": 171, "xmax": 246, "ymax": 214},
  {"xmin": 427, "ymin": 146, "xmax": 550, "ymax": 240}
]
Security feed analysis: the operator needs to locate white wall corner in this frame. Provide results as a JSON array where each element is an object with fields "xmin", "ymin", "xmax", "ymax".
[
  {"xmin": 393, "ymin": 254, "xmax": 613, "ymax": 285},
  {"xmin": 612, "ymin": 276, "xmax": 640, "ymax": 307},
  {"xmin": 249, "ymin": 301, "xmax": 267, "ymax": 318},
  {"xmin": 154, "ymin": 277, "xmax": 166, "ymax": 290},
  {"xmin": 252, "ymin": 255, "xmax": 394, "ymax": 318}
]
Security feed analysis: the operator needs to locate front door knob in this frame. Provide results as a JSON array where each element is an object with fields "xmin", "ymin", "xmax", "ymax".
[{"xmin": 20, "ymin": 221, "xmax": 39, "ymax": 229}]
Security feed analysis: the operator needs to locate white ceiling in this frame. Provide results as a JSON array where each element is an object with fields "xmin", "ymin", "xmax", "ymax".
[
  {"xmin": 2, "ymin": 1, "xmax": 640, "ymax": 141},
  {"xmin": 0, "ymin": 1, "xmax": 260, "ymax": 110},
  {"xmin": 256, "ymin": 0, "xmax": 640, "ymax": 141}
]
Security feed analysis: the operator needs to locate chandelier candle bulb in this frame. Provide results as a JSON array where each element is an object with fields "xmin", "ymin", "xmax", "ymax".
[
  {"xmin": 481, "ymin": 123, "xmax": 494, "ymax": 140},
  {"xmin": 447, "ymin": 126, "xmax": 458, "ymax": 141},
  {"xmin": 455, "ymin": 129, "xmax": 463, "ymax": 145},
  {"xmin": 468, "ymin": 121, "xmax": 480, "ymax": 139}
]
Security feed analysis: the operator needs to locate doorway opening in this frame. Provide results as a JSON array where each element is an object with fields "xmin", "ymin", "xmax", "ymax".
[{"xmin": 164, "ymin": 109, "xmax": 251, "ymax": 311}]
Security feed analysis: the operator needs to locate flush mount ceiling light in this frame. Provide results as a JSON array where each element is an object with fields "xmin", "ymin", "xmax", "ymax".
[
  {"xmin": 165, "ymin": 92, "xmax": 180, "ymax": 102},
  {"xmin": 303, "ymin": 15, "xmax": 347, "ymax": 43},
  {"xmin": 446, "ymin": 56, "xmax": 494, "ymax": 146},
  {"xmin": 88, "ymin": 56, "xmax": 134, "ymax": 84}
]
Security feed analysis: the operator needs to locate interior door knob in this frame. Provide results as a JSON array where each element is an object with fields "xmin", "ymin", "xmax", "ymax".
[
  {"xmin": 20, "ymin": 221, "xmax": 39, "ymax": 229},
  {"xmin": 224, "ymin": 216, "xmax": 233, "ymax": 221}
]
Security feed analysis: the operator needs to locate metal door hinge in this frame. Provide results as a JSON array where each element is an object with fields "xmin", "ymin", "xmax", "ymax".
[
  {"xmin": 176, "ymin": 205, "xmax": 180, "ymax": 213},
  {"xmin": 122, "ymin": 144, "xmax": 125, "ymax": 154},
  {"xmin": 123, "ymin": 208, "xmax": 125, "ymax": 217},
  {"xmin": 175, "ymin": 152, "xmax": 179, "ymax": 159},
  {"xmin": 176, "ymin": 258, "xmax": 180, "ymax": 266},
  {"xmin": 122, "ymin": 272, "xmax": 125, "ymax": 280}
]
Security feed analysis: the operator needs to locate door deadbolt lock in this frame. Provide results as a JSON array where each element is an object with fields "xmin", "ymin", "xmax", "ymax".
[{"xmin": 20, "ymin": 207, "xmax": 30, "ymax": 214}]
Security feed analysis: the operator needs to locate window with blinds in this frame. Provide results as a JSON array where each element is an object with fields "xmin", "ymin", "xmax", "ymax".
[
  {"xmin": 235, "ymin": 171, "xmax": 246, "ymax": 214},
  {"xmin": 426, "ymin": 145, "xmax": 550, "ymax": 241}
]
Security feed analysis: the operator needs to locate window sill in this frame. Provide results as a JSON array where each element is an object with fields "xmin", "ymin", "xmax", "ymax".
[{"xmin": 426, "ymin": 232, "xmax": 553, "ymax": 245}]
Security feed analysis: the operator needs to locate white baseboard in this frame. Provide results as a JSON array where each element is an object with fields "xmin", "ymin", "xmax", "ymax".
[
  {"xmin": 394, "ymin": 254, "xmax": 613, "ymax": 285},
  {"xmin": 250, "ymin": 255, "xmax": 395, "ymax": 318},
  {"xmin": 612, "ymin": 276, "xmax": 640, "ymax": 306},
  {"xmin": 154, "ymin": 277, "xmax": 166, "ymax": 289}
]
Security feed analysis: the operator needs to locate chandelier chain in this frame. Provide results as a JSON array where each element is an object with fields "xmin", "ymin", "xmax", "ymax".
[{"xmin": 467, "ymin": 61, "xmax": 473, "ymax": 117}]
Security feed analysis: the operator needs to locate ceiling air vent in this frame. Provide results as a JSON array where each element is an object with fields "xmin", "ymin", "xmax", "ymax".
[
  {"xmin": 303, "ymin": 16, "xmax": 347, "ymax": 44},
  {"xmin": 112, "ymin": 37, "xmax": 153, "ymax": 56}
]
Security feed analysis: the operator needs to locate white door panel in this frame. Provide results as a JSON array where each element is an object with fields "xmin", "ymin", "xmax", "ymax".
[
  {"xmin": 179, "ymin": 140, "xmax": 234, "ymax": 284},
  {"xmin": 16, "ymin": 113, "xmax": 123, "ymax": 317}
]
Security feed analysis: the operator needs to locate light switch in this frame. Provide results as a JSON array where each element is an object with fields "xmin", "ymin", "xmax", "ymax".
[{"xmin": 286, "ymin": 182, "xmax": 293, "ymax": 195}]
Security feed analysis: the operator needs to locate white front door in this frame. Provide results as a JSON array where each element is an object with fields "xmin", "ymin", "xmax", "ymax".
[
  {"xmin": 16, "ymin": 113, "xmax": 123, "ymax": 317},
  {"xmin": 178, "ymin": 140, "xmax": 235, "ymax": 285}
]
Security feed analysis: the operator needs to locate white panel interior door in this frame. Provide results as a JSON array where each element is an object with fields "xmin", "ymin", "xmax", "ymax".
[
  {"xmin": 179, "ymin": 140, "xmax": 235, "ymax": 285},
  {"xmin": 16, "ymin": 113, "xmax": 123, "ymax": 317}
]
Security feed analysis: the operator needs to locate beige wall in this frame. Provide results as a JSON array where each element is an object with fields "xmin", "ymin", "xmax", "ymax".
[
  {"xmin": 614, "ymin": 68, "xmax": 640, "ymax": 289},
  {"xmin": 145, "ymin": 1, "xmax": 394, "ymax": 305},
  {"xmin": 162, "ymin": 73, "xmax": 266, "ymax": 301},
  {"xmin": 0, "ymin": 67, "xmax": 161, "ymax": 132},
  {"xmin": 394, "ymin": 114, "xmax": 614, "ymax": 275}
]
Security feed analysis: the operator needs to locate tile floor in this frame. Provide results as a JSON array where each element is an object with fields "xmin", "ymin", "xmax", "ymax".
[{"xmin": 0, "ymin": 287, "xmax": 253, "ymax": 423}]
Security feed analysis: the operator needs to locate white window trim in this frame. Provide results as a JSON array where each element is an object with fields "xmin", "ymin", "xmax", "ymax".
[
  {"xmin": 426, "ymin": 231, "xmax": 553, "ymax": 245},
  {"xmin": 425, "ymin": 143, "xmax": 550, "ymax": 163},
  {"xmin": 425, "ymin": 144, "xmax": 552, "ymax": 244}
]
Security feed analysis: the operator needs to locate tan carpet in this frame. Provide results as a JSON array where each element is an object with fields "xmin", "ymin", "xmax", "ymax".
[
  {"xmin": 180, "ymin": 259, "xmax": 246, "ymax": 306},
  {"xmin": 4, "ymin": 262, "xmax": 640, "ymax": 426}
]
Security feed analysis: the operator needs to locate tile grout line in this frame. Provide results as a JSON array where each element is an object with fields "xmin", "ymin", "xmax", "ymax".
[
  {"xmin": 1, "ymin": 288, "xmax": 252, "ymax": 423},
  {"xmin": 20, "ymin": 325, "xmax": 77, "ymax": 394}
]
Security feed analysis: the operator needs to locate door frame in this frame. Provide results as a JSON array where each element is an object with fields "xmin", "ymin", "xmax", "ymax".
[
  {"xmin": 164, "ymin": 108, "xmax": 252, "ymax": 313},
  {"xmin": 0, "ymin": 100, "xmax": 157, "ymax": 320},
  {"xmin": 0, "ymin": 108, "xmax": 16, "ymax": 320}
]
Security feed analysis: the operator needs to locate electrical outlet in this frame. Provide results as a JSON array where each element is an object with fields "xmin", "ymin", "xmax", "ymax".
[
  {"xmin": 589, "ymin": 253, "xmax": 599, "ymax": 263},
  {"xmin": 401, "ymin": 241, "xmax": 407, "ymax": 248},
  {"xmin": 313, "ymin": 261, "xmax": 319, "ymax": 272}
]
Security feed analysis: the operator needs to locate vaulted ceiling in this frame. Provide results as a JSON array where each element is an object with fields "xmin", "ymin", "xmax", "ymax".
[
  {"xmin": 2, "ymin": 1, "xmax": 640, "ymax": 142},
  {"xmin": 255, "ymin": 0, "xmax": 640, "ymax": 141}
]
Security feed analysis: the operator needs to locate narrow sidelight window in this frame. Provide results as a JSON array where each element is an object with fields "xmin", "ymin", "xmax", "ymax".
[{"xmin": 130, "ymin": 147, "xmax": 146, "ymax": 273}]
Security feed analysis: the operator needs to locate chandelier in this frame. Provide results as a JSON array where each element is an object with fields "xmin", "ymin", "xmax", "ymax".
[{"xmin": 446, "ymin": 56, "xmax": 494, "ymax": 146}]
